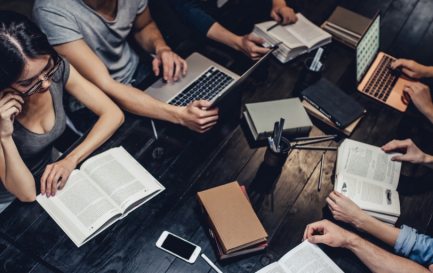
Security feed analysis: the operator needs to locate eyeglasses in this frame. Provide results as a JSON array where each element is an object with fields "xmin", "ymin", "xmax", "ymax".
[{"xmin": 20, "ymin": 56, "xmax": 61, "ymax": 97}]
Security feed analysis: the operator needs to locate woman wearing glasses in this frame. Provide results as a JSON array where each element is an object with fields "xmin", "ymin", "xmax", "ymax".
[{"xmin": 0, "ymin": 11, "xmax": 124, "ymax": 207}]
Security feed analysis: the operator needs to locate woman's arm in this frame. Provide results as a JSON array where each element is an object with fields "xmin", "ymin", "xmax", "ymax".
[
  {"xmin": 40, "ymin": 64, "xmax": 124, "ymax": 197},
  {"xmin": 0, "ymin": 93, "xmax": 36, "ymax": 201}
]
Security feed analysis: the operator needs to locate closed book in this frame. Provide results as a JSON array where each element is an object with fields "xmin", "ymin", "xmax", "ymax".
[
  {"xmin": 302, "ymin": 100, "xmax": 362, "ymax": 136},
  {"xmin": 321, "ymin": 6, "xmax": 371, "ymax": 48},
  {"xmin": 244, "ymin": 98, "xmax": 312, "ymax": 141},
  {"xmin": 301, "ymin": 78, "xmax": 366, "ymax": 128},
  {"xmin": 197, "ymin": 182, "xmax": 268, "ymax": 254}
]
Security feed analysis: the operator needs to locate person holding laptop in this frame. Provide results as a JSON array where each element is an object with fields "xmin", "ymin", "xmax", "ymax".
[
  {"xmin": 303, "ymin": 138, "xmax": 433, "ymax": 272},
  {"xmin": 0, "ymin": 11, "xmax": 123, "ymax": 207},
  {"xmin": 391, "ymin": 59, "xmax": 433, "ymax": 124},
  {"xmin": 33, "ymin": 0, "xmax": 219, "ymax": 134},
  {"xmin": 166, "ymin": 0, "xmax": 297, "ymax": 60}
]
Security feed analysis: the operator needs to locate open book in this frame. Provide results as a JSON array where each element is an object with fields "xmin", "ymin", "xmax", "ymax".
[
  {"xmin": 36, "ymin": 147, "xmax": 165, "ymax": 247},
  {"xmin": 252, "ymin": 13, "xmax": 332, "ymax": 63},
  {"xmin": 335, "ymin": 139, "xmax": 401, "ymax": 224},
  {"xmin": 256, "ymin": 241, "xmax": 343, "ymax": 273}
]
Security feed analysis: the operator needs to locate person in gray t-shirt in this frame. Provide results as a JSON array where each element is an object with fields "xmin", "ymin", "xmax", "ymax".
[
  {"xmin": 33, "ymin": 0, "xmax": 220, "ymax": 134},
  {"xmin": 0, "ymin": 11, "xmax": 123, "ymax": 204}
]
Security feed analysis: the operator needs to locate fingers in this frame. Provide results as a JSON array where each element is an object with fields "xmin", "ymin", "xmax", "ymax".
[
  {"xmin": 270, "ymin": 10, "xmax": 282, "ymax": 22},
  {"xmin": 326, "ymin": 196, "xmax": 337, "ymax": 211},
  {"xmin": 152, "ymin": 58, "xmax": 161, "ymax": 77},
  {"xmin": 382, "ymin": 139, "xmax": 411, "ymax": 152},
  {"xmin": 40, "ymin": 164, "xmax": 71, "ymax": 197},
  {"xmin": 247, "ymin": 34, "xmax": 265, "ymax": 45},
  {"xmin": 428, "ymin": 264, "xmax": 433, "ymax": 272},
  {"xmin": 391, "ymin": 59, "xmax": 410, "ymax": 70},
  {"xmin": 158, "ymin": 51, "xmax": 188, "ymax": 82},
  {"xmin": 303, "ymin": 221, "xmax": 325, "ymax": 240}
]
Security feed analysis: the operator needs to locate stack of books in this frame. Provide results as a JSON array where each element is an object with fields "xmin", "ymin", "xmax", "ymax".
[
  {"xmin": 244, "ymin": 98, "xmax": 312, "ymax": 141},
  {"xmin": 321, "ymin": 6, "xmax": 372, "ymax": 48},
  {"xmin": 335, "ymin": 139, "xmax": 402, "ymax": 224},
  {"xmin": 197, "ymin": 182, "xmax": 268, "ymax": 260},
  {"xmin": 252, "ymin": 13, "xmax": 331, "ymax": 63}
]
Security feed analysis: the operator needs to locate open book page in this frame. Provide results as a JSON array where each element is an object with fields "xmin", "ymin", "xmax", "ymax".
[
  {"xmin": 269, "ymin": 24, "xmax": 305, "ymax": 49},
  {"xmin": 278, "ymin": 241, "xmax": 343, "ymax": 273},
  {"xmin": 337, "ymin": 139, "xmax": 401, "ymax": 190},
  {"xmin": 335, "ymin": 173, "xmax": 400, "ymax": 216},
  {"xmin": 36, "ymin": 170, "xmax": 121, "ymax": 247},
  {"xmin": 256, "ymin": 262, "xmax": 286, "ymax": 273},
  {"xmin": 287, "ymin": 14, "xmax": 332, "ymax": 49},
  {"xmin": 81, "ymin": 147, "xmax": 165, "ymax": 213}
]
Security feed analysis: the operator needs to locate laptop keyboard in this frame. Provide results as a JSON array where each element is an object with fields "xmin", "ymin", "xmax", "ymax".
[
  {"xmin": 169, "ymin": 67, "xmax": 234, "ymax": 106},
  {"xmin": 362, "ymin": 54, "xmax": 399, "ymax": 102}
]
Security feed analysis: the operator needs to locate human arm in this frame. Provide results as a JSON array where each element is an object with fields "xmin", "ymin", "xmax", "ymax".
[
  {"xmin": 0, "ymin": 93, "xmax": 36, "ymax": 201},
  {"xmin": 53, "ymin": 40, "xmax": 219, "ymax": 133},
  {"xmin": 326, "ymin": 191, "xmax": 400, "ymax": 246},
  {"xmin": 133, "ymin": 7, "xmax": 187, "ymax": 82},
  {"xmin": 40, "ymin": 65, "xmax": 124, "ymax": 197},
  {"xmin": 381, "ymin": 139, "xmax": 433, "ymax": 168},
  {"xmin": 304, "ymin": 220, "xmax": 431, "ymax": 273},
  {"xmin": 270, "ymin": 0, "xmax": 298, "ymax": 25},
  {"xmin": 391, "ymin": 59, "xmax": 433, "ymax": 79}
]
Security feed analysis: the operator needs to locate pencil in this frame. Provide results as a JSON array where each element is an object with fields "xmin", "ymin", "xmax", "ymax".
[
  {"xmin": 318, "ymin": 154, "xmax": 324, "ymax": 191},
  {"xmin": 266, "ymin": 22, "xmax": 281, "ymax": 31}
]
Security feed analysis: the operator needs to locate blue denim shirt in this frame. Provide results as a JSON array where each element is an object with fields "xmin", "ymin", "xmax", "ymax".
[
  {"xmin": 394, "ymin": 225, "xmax": 433, "ymax": 265},
  {"xmin": 170, "ymin": 0, "xmax": 216, "ymax": 36}
]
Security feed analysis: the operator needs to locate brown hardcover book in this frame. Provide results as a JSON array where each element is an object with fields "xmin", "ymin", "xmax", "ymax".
[
  {"xmin": 321, "ymin": 6, "xmax": 371, "ymax": 48},
  {"xmin": 197, "ymin": 182, "xmax": 268, "ymax": 254}
]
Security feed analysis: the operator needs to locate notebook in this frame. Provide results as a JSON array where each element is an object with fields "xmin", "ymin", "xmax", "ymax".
[
  {"xmin": 197, "ymin": 182, "xmax": 268, "ymax": 254},
  {"xmin": 301, "ymin": 78, "xmax": 366, "ymax": 128},
  {"xmin": 243, "ymin": 98, "xmax": 313, "ymax": 141}
]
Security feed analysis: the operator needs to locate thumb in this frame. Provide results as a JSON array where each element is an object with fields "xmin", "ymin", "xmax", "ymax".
[
  {"xmin": 308, "ymin": 235, "xmax": 326, "ymax": 245},
  {"xmin": 391, "ymin": 154, "xmax": 407, "ymax": 162},
  {"xmin": 197, "ymin": 99, "xmax": 212, "ymax": 108},
  {"xmin": 428, "ymin": 264, "xmax": 433, "ymax": 272}
]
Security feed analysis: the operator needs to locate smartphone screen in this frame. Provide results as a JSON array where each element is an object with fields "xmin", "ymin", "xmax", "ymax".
[{"xmin": 161, "ymin": 234, "xmax": 196, "ymax": 260}]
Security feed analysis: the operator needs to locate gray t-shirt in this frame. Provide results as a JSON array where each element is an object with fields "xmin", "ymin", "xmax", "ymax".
[
  {"xmin": 0, "ymin": 59, "xmax": 70, "ymax": 204},
  {"xmin": 33, "ymin": 0, "xmax": 148, "ymax": 84}
]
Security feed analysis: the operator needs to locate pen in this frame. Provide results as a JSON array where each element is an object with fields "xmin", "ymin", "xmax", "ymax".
[
  {"xmin": 318, "ymin": 153, "xmax": 324, "ymax": 191},
  {"xmin": 277, "ymin": 118, "xmax": 285, "ymax": 150},
  {"xmin": 266, "ymin": 22, "xmax": 281, "ymax": 32},
  {"xmin": 151, "ymin": 120, "xmax": 158, "ymax": 140},
  {"xmin": 292, "ymin": 135, "xmax": 337, "ymax": 141},
  {"xmin": 201, "ymin": 253, "xmax": 223, "ymax": 273},
  {"xmin": 292, "ymin": 136, "xmax": 336, "ymax": 147}
]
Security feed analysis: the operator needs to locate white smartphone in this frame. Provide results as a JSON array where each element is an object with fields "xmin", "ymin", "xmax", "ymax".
[{"xmin": 155, "ymin": 231, "xmax": 201, "ymax": 263}]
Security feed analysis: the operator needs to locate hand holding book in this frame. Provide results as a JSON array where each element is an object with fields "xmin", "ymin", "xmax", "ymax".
[{"xmin": 326, "ymin": 191, "xmax": 368, "ymax": 229}]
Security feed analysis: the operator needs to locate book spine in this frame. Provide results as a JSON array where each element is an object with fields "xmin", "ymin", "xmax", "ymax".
[{"xmin": 302, "ymin": 96, "xmax": 343, "ymax": 127}]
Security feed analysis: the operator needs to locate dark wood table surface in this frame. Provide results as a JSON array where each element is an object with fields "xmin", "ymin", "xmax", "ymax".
[{"xmin": 2, "ymin": 0, "xmax": 433, "ymax": 272}]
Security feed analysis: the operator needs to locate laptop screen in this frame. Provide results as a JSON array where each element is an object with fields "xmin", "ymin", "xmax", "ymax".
[{"xmin": 356, "ymin": 14, "xmax": 380, "ymax": 82}]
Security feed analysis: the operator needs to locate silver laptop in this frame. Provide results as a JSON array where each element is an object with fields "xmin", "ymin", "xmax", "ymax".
[{"xmin": 145, "ymin": 50, "xmax": 274, "ymax": 106}]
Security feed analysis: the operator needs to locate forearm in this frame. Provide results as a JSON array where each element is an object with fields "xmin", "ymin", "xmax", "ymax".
[
  {"xmin": 347, "ymin": 235, "xmax": 430, "ymax": 273},
  {"xmin": 134, "ymin": 22, "xmax": 169, "ymax": 54},
  {"xmin": 0, "ymin": 137, "xmax": 35, "ymax": 201},
  {"xmin": 107, "ymin": 80, "xmax": 182, "ymax": 124},
  {"xmin": 207, "ymin": 23, "xmax": 242, "ymax": 52},
  {"xmin": 355, "ymin": 213, "xmax": 400, "ymax": 247},
  {"xmin": 65, "ymin": 109, "xmax": 124, "ymax": 166}
]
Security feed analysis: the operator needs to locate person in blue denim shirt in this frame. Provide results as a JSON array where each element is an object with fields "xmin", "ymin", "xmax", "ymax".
[
  {"xmin": 169, "ymin": 0, "xmax": 298, "ymax": 60},
  {"xmin": 304, "ymin": 138, "xmax": 433, "ymax": 272}
]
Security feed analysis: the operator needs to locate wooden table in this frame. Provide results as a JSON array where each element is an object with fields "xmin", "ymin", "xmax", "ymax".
[{"xmin": 2, "ymin": 0, "xmax": 433, "ymax": 272}]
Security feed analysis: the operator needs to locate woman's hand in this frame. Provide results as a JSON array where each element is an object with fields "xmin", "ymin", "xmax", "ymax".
[
  {"xmin": 382, "ymin": 139, "xmax": 428, "ymax": 164},
  {"xmin": 176, "ymin": 100, "xmax": 219, "ymax": 133},
  {"xmin": 40, "ymin": 157, "xmax": 77, "ymax": 197},
  {"xmin": 0, "ymin": 92, "xmax": 24, "ymax": 138}
]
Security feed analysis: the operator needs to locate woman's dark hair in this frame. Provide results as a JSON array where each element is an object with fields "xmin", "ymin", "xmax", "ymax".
[{"xmin": 0, "ymin": 10, "xmax": 58, "ymax": 90}]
